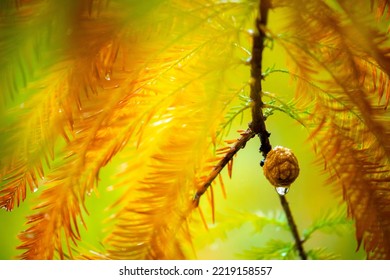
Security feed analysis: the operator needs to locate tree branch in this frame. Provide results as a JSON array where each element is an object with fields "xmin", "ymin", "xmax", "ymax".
[
  {"xmin": 193, "ymin": 128, "xmax": 255, "ymax": 206},
  {"xmin": 279, "ymin": 195, "xmax": 307, "ymax": 260},
  {"xmin": 249, "ymin": 0, "xmax": 272, "ymax": 158},
  {"xmin": 250, "ymin": 0, "xmax": 307, "ymax": 260}
]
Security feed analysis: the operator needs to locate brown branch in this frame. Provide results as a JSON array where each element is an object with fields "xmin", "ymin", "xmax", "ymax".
[
  {"xmin": 249, "ymin": 0, "xmax": 272, "ymax": 158},
  {"xmin": 193, "ymin": 128, "xmax": 256, "ymax": 206},
  {"xmin": 279, "ymin": 195, "xmax": 307, "ymax": 260},
  {"xmin": 250, "ymin": 0, "xmax": 307, "ymax": 260}
]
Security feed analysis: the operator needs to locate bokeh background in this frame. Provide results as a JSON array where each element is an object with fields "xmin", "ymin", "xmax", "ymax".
[
  {"xmin": 0, "ymin": 2, "xmax": 366, "ymax": 259},
  {"xmin": 0, "ymin": 103, "xmax": 366, "ymax": 259}
]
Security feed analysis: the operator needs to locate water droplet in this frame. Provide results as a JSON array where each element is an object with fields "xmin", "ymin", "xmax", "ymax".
[
  {"xmin": 275, "ymin": 186, "xmax": 289, "ymax": 196},
  {"xmin": 244, "ymin": 56, "xmax": 252, "ymax": 65},
  {"xmin": 33, "ymin": 187, "xmax": 38, "ymax": 193},
  {"xmin": 105, "ymin": 73, "xmax": 111, "ymax": 81}
]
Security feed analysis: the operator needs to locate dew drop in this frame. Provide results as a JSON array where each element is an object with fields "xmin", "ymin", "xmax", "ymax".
[
  {"xmin": 33, "ymin": 187, "xmax": 38, "ymax": 193},
  {"xmin": 244, "ymin": 56, "xmax": 252, "ymax": 65},
  {"xmin": 275, "ymin": 186, "xmax": 289, "ymax": 196},
  {"xmin": 247, "ymin": 29, "xmax": 255, "ymax": 36}
]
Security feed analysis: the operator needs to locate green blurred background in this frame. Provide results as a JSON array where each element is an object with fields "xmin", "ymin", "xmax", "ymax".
[{"xmin": 0, "ymin": 2, "xmax": 366, "ymax": 259}]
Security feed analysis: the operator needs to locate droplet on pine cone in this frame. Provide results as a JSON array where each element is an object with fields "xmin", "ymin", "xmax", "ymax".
[{"xmin": 262, "ymin": 146, "xmax": 299, "ymax": 195}]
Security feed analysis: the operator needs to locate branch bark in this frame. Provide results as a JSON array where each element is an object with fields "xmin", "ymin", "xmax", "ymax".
[
  {"xmin": 193, "ymin": 129, "xmax": 255, "ymax": 206},
  {"xmin": 279, "ymin": 195, "xmax": 307, "ymax": 259},
  {"xmin": 250, "ymin": 0, "xmax": 307, "ymax": 260},
  {"xmin": 249, "ymin": 0, "xmax": 272, "ymax": 158}
]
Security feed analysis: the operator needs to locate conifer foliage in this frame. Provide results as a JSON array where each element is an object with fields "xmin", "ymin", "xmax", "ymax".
[{"xmin": 0, "ymin": 0, "xmax": 389, "ymax": 259}]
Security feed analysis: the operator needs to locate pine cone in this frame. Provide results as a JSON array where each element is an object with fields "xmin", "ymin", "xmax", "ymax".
[{"xmin": 263, "ymin": 146, "xmax": 299, "ymax": 187}]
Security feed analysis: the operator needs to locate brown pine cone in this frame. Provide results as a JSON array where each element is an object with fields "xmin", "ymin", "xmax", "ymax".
[{"xmin": 263, "ymin": 146, "xmax": 299, "ymax": 187}]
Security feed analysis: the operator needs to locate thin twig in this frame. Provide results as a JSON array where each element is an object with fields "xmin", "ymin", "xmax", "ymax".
[
  {"xmin": 279, "ymin": 195, "xmax": 307, "ymax": 260},
  {"xmin": 193, "ymin": 128, "xmax": 255, "ymax": 206},
  {"xmin": 249, "ymin": 0, "xmax": 272, "ymax": 158},
  {"xmin": 250, "ymin": 0, "xmax": 307, "ymax": 260}
]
